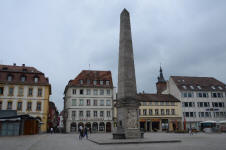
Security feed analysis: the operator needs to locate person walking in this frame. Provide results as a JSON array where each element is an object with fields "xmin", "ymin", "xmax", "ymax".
[
  {"xmin": 84, "ymin": 127, "xmax": 88, "ymax": 139},
  {"xmin": 50, "ymin": 127, "xmax": 54, "ymax": 134},
  {"xmin": 79, "ymin": 126, "xmax": 83, "ymax": 140}
]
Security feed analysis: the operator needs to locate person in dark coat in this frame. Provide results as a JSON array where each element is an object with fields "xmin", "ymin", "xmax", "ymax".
[{"xmin": 84, "ymin": 127, "xmax": 88, "ymax": 139}]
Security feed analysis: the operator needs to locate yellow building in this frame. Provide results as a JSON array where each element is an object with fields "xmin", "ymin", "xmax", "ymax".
[
  {"xmin": 137, "ymin": 93, "xmax": 182, "ymax": 132},
  {"xmin": 0, "ymin": 64, "xmax": 51, "ymax": 132},
  {"xmin": 113, "ymin": 93, "xmax": 182, "ymax": 132}
]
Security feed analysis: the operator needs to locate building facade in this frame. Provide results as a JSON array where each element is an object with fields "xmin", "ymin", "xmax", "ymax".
[
  {"xmin": 0, "ymin": 64, "xmax": 51, "ymax": 132},
  {"xmin": 137, "ymin": 94, "xmax": 182, "ymax": 132},
  {"xmin": 64, "ymin": 70, "xmax": 115, "ymax": 133},
  {"xmin": 162, "ymin": 76, "xmax": 226, "ymax": 130},
  {"xmin": 47, "ymin": 101, "xmax": 59, "ymax": 132}
]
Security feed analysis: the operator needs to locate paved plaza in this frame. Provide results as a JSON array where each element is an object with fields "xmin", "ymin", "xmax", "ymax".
[{"xmin": 0, "ymin": 133, "xmax": 226, "ymax": 150}]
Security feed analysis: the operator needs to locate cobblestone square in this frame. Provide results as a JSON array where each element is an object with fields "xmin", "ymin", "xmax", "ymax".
[{"xmin": 1, "ymin": 133, "xmax": 226, "ymax": 150}]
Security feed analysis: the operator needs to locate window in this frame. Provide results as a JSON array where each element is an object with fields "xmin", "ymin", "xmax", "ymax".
[
  {"xmin": 185, "ymin": 112, "xmax": 189, "ymax": 117},
  {"xmin": 211, "ymin": 86, "xmax": 216, "ymax": 90},
  {"xmin": 86, "ymin": 89, "xmax": 91, "ymax": 95},
  {"xmin": 189, "ymin": 102, "xmax": 192, "ymax": 107},
  {"xmin": 79, "ymin": 111, "xmax": 83, "ymax": 117},
  {"xmin": 166, "ymin": 109, "xmax": 170, "ymax": 115},
  {"xmin": 8, "ymin": 87, "xmax": 14, "ymax": 96},
  {"xmin": 72, "ymin": 99, "xmax": 76, "ymax": 106},
  {"xmin": 190, "ymin": 85, "xmax": 194, "ymax": 90},
  {"xmin": 93, "ymin": 80, "xmax": 97, "ymax": 85},
  {"xmin": 100, "ymin": 80, "xmax": 103, "ymax": 85},
  {"xmin": 79, "ymin": 99, "xmax": 84, "ymax": 106},
  {"xmin": 100, "ymin": 89, "xmax": 104, "ymax": 95},
  {"xmin": 100, "ymin": 111, "xmax": 104, "ymax": 117},
  {"xmin": 106, "ymin": 81, "xmax": 110, "ymax": 85},
  {"xmin": 34, "ymin": 77, "xmax": 39, "ymax": 83},
  {"xmin": 100, "ymin": 100, "xmax": 104, "ymax": 106},
  {"xmin": 161, "ymin": 109, "xmax": 165, "ymax": 115},
  {"xmin": 106, "ymin": 100, "xmax": 111, "ymax": 106},
  {"xmin": 21, "ymin": 76, "xmax": 26, "ymax": 82},
  {"xmin": 155, "ymin": 109, "xmax": 159, "ymax": 115},
  {"xmin": 7, "ymin": 101, "xmax": 12, "ymax": 110},
  {"xmin": 87, "ymin": 80, "xmax": 91, "ymax": 84},
  {"xmin": 149, "ymin": 102, "xmax": 152, "ymax": 106},
  {"xmin": 107, "ymin": 111, "xmax": 111, "ymax": 117},
  {"xmin": 86, "ymin": 111, "xmax": 90, "ymax": 117},
  {"xmin": 93, "ymin": 99, "xmax": 98, "ymax": 106},
  {"xmin": 107, "ymin": 89, "xmax": 110, "ymax": 95},
  {"xmin": 17, "ymin": 102, "xmax": 22, "ymax": 111},
  {"xmin": 171, "ymin": 109, "xmax": 175, "ymax": 115},
  {"xmin": 182, "ymin": 85, "xmax": 187, "ymax": 89},
  {"xmin": 38, "ymin": 88, "xmax": 42, "ymax": 97},
  {"xmin": 160, "ymin": 102, "xmax": 164, "ymax": 106},
  {"xmin": 28, "ymin": 88, "xmax": 33, "ymax": 96},
  {"xmin": 0, "ymin": 101, "xmax": 2, "ymax": 110},
  {"xmin": 7, "ymin": 75, "xmax": 12, "ymax": 81},
  {"xmin": 197, "ymin": 85, "xmax": 202, "ymax": 90},
  {"xmin": 27, "ymin": 102, "xmax": 32, "ymax": 111},
  {"xmin": 72, "ymin": 111, "xmax": 76, "ymax": 120},
  {"xmin": 80, "ymin": 80, "xmax": 83, "ymax": 84},
  {"xmin": 87, "ymin": 99, "xmax": 90, "ymax": 106},
  {"xmin": 188, "ymin": 92, "xmax": 192, "ymax": 97},
  {"xmin": 0, "ymin": 87, "xmax": 3, "ymax": 95},
  {"xmin": 183, "ymin": 92, "xmax": 187, "ymax": 97},
  {"xmin": 143, "ymin": 102, "xmax": 147, "ymax": 106},
  {"xmin": 143, "ymin": 109, "xmax": 147, "ymax": 115},
  {"xmin": 80, "ymin": 89, "xmax": 84, "ymax": 95},
  {"xmin": 18, "ymin": 87, "xmax": 23, "ymax": 96},
  {"xmin": 94, "ymin": 89, "xmax": 98, "ymax": 95},
  {"xmin": 171, "ymin": 102, "xmax": 175, "ymax": 106},
  {"xmin": 36, "ymin": 102, "xmax": 41, "ymax": 111},
  {"xmin": 72, "ymin": 89, "xmax": 76, "ymax": 95},
  {"xmin": 149, "ymin": 109, "xmax": 152, "ymax": 115},
  {"xmin": 218, "ymin": 86, "xmax": 223, "ymax": 90},
  {"xmin": 94, "ymin": 111, "xmax": 98, "ymax": 117},
  {"xmin": 190, "ymin": 112, "xmax": 194, "ymax": 117},
  {"xmin": 155, "ymin": 102, "xmax": 159, "ymax": 106}
]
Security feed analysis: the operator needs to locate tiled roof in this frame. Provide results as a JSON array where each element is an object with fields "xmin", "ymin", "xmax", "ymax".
[
  {"xmin": 137, "ymin": 93, "xmax": 180, "ymax": 102},
  {"xmin": 171, "ymin": 76, "xmax": 226, "ymax": 91},
  {"xmin": 67, "ymin": 70, "xmax": 113, "ymax": 88},
  {"xmin": 0, "ymin": 64, "xmax": 50, "ymax": 86}
]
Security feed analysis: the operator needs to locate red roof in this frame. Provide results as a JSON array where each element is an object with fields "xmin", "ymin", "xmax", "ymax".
[
  {"xmin": 0, "ymin": 64, "xmax": 50, "ymax": 86},
  {"xmin": 137, "ymin": 93, "xmax": 180, "ymax": 102},
  {"xmin": 171, "ymin": 76, "xmax": 226, "ymax": 91},
  {"xmin": 67, "ymin": 70, "xmax": 113, "ymax": 88}
]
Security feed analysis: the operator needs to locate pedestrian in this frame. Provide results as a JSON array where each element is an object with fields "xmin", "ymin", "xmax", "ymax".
[
  {"xmin": 79, "ymin": 126, "xmax": 83, "ymax": 140},
  {"xmin": 189, "ymin": 128, "xmax": 193, "ymax": 136},
  {"xmin": 84, "ymin": 127, "xmax": 88, "ymax": 139},
  {"xmin": 50, "ymin": 127, "xmax": 54, "ymax": 134}
]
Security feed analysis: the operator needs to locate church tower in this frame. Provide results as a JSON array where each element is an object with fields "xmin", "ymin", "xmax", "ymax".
[{"xmin": 156, "ymin": 66, "xmax": 167, "ymax": 94}]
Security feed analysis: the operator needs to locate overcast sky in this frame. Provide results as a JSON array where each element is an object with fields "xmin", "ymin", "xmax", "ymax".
[{"xmin": 1, "ymin": 0, "xmax": 226, "ymax": 111}]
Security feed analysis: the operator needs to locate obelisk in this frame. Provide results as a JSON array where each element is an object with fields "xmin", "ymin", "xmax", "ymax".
[{"xmin": 113, "ymin": 9, "xmax": 142, "ymax": 139}]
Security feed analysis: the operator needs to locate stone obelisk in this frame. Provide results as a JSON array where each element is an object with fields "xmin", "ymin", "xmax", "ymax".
[{"xmin": 113, "ymin": 9, "xmax": 142, "ymax": 139}]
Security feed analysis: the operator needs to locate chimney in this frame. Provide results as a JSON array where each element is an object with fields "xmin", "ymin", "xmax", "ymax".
[
  {"xmin": 13, "ymin": 63, "xmax": 16, "ymax": 66},
  {"xmin": 22, "ymin": 64, "xmax": 25, "ymax": 67}
]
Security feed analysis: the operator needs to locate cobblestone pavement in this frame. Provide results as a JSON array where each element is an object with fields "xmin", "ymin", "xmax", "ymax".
[{"xmin": 0, "ymin": 132, "xmax": 226, "ymax": 150}]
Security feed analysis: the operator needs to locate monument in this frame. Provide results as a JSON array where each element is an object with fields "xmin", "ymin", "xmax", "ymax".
[{"xmin": 113, "ymin": 9, "xmax": 143, "ymax": 139}]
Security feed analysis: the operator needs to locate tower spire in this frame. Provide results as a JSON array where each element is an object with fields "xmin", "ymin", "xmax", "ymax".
[{"xmin": 158, "ymin": 65, "xmax": 165, "ymax": 82}]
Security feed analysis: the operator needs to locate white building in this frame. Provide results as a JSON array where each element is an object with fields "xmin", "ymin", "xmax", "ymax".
[
  {"xmin": 162, "ymin": 76, "xmax": 226, "ymax": 130},
  {"xmin": 63, "ymin": 70, "xmax": 115, "ymax": 133}
]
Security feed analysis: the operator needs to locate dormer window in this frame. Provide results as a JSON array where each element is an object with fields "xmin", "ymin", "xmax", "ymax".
[
  {"xmin": 7, "ymin": 75, "xmax": 12, "ymax": 81},
  {"xmin": 79, "ymin": 80, "xmax": 83, "ymax": 85},
  {"xmin": 93, "ymin": 80, "xmax": 97, "ymax": 85},
  {"xmin": 182, "ymin": 85, "xmax": 187, "ymax": 90},
  {"xmin": 190, "ymin": 85, "xmax": 194, "ymax": 90},
  {"xmin": 21, "ymin": 76, "xmax": 26, "ymax": 82},
  {"xmin": 100, "ymin": 80, "xmax": 103, "ymax": 85},
  {"xmin": 211, "ymin": 86, "xmax": 216, "ymax": 90},
  {"xmin": 106, "ymin": 80, "xmax": 110, "ymax": 85},
  {"xmin": 87, "ymin": 79, "xmax": 90, "ymax": 84},
  {"xmin": 197, "ymin": 85, "xmax": 202, "ymax": 90},
  {"xmin": 218, "ymin": 86, "xmax": 223, "ymax": 90},
  {"xmin": 34, "ymin": 77, "xmax": 39, "ymax": 83}
]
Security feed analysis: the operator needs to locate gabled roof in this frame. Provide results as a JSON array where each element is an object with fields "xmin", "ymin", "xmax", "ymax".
[
  {"xmin": 67, "ymin": 70, "xmax": 113, "ymax": 88},
  {"xmin": 0, "ymin": 64, "xmax": 50, "ymax": 86},
  {"xmin": 171, "ymin": 76, "xmax": 226, "ymax": 91},
  {"xmin": 137, "ymin": 93, "xmax": 180, "ymax": 102}
]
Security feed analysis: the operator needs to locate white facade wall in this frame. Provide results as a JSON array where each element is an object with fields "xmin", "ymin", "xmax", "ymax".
[
  {"xmin": 166, "ymin": 77, "xmax": 226, "ymax": 130},
  {"xmin": 64, "ymin": 87, "xmax": 115, "ymax": 133}
]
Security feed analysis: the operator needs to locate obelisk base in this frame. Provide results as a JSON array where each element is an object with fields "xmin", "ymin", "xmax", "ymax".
[{"xmin": 113, "ymin": 129, "xmax": 143, "ymax": 139}]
